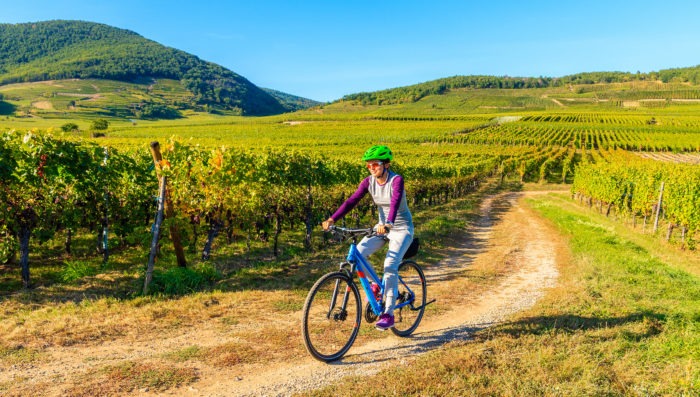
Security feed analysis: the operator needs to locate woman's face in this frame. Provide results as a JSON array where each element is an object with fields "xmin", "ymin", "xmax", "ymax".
[{"xmin": 366, "ymin": 160, "xmax": 387, "ymax": 178}]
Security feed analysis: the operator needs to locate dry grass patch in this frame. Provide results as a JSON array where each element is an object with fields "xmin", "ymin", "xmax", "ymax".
[
  {"xmin": 31, "ymin": 100, "xmax": 54, "ymax": 109},
  {"xmin": 0, "ymin": 291, "xmax": 251, "ymax": 348},
  {"xmin": 0, "ymin": 344, "xmax": 44, "ymax": 366},
  {"xmin": 207, "ymin": 341, "xmax": 269, "ymax": 367},
  {"xmin": 65, "ymin": 361, "xmax": 198, "ymax": 396},
  {"xmin": 1, "ymin": 378, "xmax": 57, "ymax": 397}
]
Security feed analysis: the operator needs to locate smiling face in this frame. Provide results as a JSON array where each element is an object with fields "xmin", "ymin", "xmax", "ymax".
[{"xmin": 366, "ymin": 160, "xmax": 389, "ymax": 178}]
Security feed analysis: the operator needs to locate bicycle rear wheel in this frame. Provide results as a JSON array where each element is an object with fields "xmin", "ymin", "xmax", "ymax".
[
  {"xmin": 301, "ymin": 271, "xmax": 361, "ymax": 362},
  {"xmin": 391, "ymin": 260, "xmax": 426, "ymax": 336}
]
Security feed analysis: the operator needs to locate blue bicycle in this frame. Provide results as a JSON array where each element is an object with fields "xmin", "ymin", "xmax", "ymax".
[{"xmin": 301, "ymin": 226, "xmax": 430, "ymax": 362}]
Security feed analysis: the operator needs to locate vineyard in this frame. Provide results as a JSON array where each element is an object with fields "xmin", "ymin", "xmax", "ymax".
[
  {"xmin": 0, "ymin": 128, "xmax": 505, "ymax": 290},
  {"xmin": 571, "ymin": 149, "xmax": 700, "ymax": 247},
  {"xmin": 2, "ymin": 81, "xmax": 700, "ymax": 293}
]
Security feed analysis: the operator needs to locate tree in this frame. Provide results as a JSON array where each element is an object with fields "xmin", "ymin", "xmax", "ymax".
[
  {"xmin": 91, "ymin": 119, "xmax": 109, "ymax": 131},
  {"xmin": 61, "ymin": 122, "xmax": 79, "ymax": 132}
]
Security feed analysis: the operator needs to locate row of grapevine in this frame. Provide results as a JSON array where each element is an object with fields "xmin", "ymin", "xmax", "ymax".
[
  {"xmin": 521, "ymin": 113, "xmax": 652, "ymax": 126},
  {"xmin": 598, "ymin": 90, "xmax": 700, "ymax": 100},
  {"xmin": 457, "ymin": 121, "xmax": 700, "ymax": 153},
  {"xmin": 0, "ymin": 130, "xmax": 156, "ymax": 287},
  {"xmin": 571, "ymin": 150, "xmax": 700, "ymax": 236},
  {"xmin": 157, "ymin": 139, "xmax": 498, "ymax": 258}
]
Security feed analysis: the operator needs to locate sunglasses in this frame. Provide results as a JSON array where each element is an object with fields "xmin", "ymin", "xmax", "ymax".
[{"xmin": 366, "ymin": 161, "xmax": 384, "ymax": 169}]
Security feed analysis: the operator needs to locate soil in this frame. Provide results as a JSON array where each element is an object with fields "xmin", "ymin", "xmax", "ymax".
[
  {"xmin": 3, "ymin": 191, "xmax": 567, "ymax": 396},
  {"xmin": 31, "ymin": 101, "xmax": 54, "ymax": 110}
]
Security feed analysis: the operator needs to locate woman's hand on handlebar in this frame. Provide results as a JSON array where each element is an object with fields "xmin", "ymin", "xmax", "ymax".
[
  {"xmin": 322, "ymin": 218, "xmax": 335, "ymax": 231},
  {"xmin": 376, "ymin": 224, "xmax": 391, "ymax": 235}
]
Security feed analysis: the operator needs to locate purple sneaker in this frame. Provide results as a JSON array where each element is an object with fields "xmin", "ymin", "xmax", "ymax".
[{"xmin": 375, "ymin": 313, "xmax": 394, "ymax": 330}]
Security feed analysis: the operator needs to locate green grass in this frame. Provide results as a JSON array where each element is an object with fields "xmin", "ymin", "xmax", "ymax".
[
  {"xmin": 162, "ymin": 345, "xmax": 204, "ymax": 362},
  {"xmin": 302, "ymin": 193, "xmax": 700, "ymax": 396},
  {"xmin": 146, "ymin": 263, "xmax": 222, "ymax": 295},
  {"xmin": 60, "ymin": 260, "xmax": 100, "ymax": 282}
]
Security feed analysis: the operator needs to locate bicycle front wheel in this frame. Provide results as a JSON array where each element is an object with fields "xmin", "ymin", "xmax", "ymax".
[
  {"xmin": 392, "ymin": 260, "xmax": 427, "ymax": 336},
  {"xmin": 301, "ymin": 271, "xmax": 361, "ymax": 362}
]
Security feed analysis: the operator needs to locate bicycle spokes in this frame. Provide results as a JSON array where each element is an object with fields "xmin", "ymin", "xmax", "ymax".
[
  {"xmin": 391, "ymin": 261, "xmax": 427, "ymax": 337},
  {"xmin": 302, "ymin": 272, "xmax": 362, "ymax": 362}
]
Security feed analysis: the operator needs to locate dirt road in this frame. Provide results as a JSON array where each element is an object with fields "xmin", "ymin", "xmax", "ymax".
[{"xmin": 192, "ymin": 191, "xmax": 564, "ymax": 396}]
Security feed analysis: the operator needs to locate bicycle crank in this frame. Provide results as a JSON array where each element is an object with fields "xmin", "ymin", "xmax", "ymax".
[{"xmin": 364, "ymin": 302, "xmax": 378, "ymax": 323}]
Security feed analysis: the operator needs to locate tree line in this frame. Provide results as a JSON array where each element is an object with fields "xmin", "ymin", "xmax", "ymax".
[{"xmin": 341, "ymin": 68, "xmax": 700, "ymax": 105}]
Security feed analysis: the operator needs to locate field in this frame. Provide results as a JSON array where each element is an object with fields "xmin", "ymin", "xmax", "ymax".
[
  {"xmin": 1, "ymin": 80, "xmax": 699, "ymax": 395},
  {"xmin": 0, "ymin": 78, "xmax": 199, "ymax": 122}
]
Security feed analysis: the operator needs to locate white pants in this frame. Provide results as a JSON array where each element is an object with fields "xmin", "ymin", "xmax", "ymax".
[{"xmin": 357, "ymin": 227, "xmax": 413, "ymax": 315}]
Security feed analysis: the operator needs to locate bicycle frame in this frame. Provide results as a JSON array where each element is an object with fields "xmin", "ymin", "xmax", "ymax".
[{"xmin": 343, "ymin": 239, "xmax": 416, "ymax": 317}]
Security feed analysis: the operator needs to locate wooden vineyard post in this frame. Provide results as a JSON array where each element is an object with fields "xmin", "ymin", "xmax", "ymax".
[
  {"xmin": 101, "ymin": 147, "xmax": 110, "ymax": 265},
  {"xmin": 653, "ymin": 181, "xmax": 665, "ymax": 234},
  {"xmin": 144, "ymin": 175, "xmax": 166, "ymax": 294},
  {"xmin": 149, "ymin": 141, "xmax": 187, "ymax": 267}
]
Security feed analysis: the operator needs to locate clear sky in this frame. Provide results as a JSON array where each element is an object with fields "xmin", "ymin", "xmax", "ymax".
[{"xmin": 1, "ymin": 0, "xmax": 700, "ymax": 102}]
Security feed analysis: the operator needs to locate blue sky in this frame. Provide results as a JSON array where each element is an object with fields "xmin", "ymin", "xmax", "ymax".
[{"xmin": 2, "ymin": 0, "xmax": 700, "ymax": 102}]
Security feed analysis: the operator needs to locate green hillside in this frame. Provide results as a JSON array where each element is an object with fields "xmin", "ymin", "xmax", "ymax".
[
  {"xmin": 0, "ymin": 78, "xmax": 196, "ymax": 120},
  {"xmin": 263, "ymin": 87, "xmax": 324, "ymax": 111},
  {"xmin": 339, "ymin": 67, "xmax": 700, "ymax": 106},
  {"xmin": 0, "ymin": 20, "xmax": 316, "ymax": 116}
]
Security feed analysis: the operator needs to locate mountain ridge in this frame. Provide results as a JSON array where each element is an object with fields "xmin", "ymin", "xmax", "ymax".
[{"xmin": 0, "ymin": 20, "xmax": 320, "ymax": 116}]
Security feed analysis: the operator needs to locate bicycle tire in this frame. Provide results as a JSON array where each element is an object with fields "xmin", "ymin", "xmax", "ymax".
[
  {"xmin": 391, "ymin": 260, "xmax": 427, "ymax": 337},
  {"xmin": 301, "ymin": 271, "xmax": 362, "ymax": 362}
]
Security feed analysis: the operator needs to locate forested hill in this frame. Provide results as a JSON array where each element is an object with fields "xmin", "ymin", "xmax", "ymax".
[
  {"xmin": 343, "ymin": 67, "xmax": 700, "ymax": 105},
  {"xmin": 262, "ymin": 88, "xmax": 323, "ymax": 112},
  {"xmin": 0, "ymin": 20, "xmax": 299, "ymax": 115}
]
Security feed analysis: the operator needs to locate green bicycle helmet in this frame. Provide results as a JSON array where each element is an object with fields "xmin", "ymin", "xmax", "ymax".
[{"xmin": 361, "ymin": 145, "xmax": 393, "ymax": 162}]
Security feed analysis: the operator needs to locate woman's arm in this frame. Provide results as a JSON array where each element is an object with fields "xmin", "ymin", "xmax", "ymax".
[
  {"xmin": 386, "ymin": 175, "xmax": 405, "ymax": 225},
  {"xmin": 326, "ymin": 177, "xmax": 370, "ymax": 225}
]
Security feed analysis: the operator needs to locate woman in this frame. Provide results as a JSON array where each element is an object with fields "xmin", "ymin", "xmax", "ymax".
[{"xmin": 322, "ymin": 145, "xmax": 414, "ymax": 330}]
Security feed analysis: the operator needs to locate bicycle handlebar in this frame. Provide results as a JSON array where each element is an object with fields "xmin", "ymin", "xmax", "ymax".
[{"xmin": 326, "ymin": 225, "xmax": 387, "ymax": 241}]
